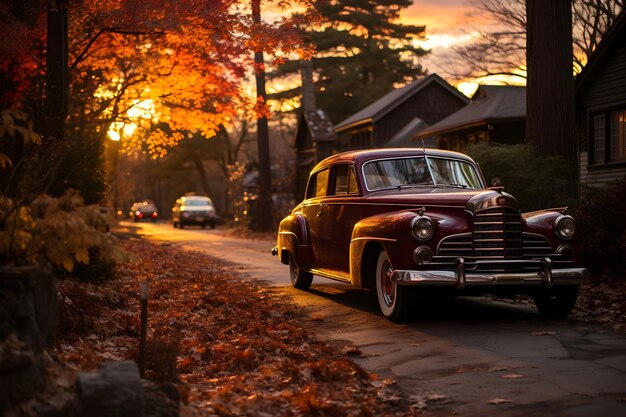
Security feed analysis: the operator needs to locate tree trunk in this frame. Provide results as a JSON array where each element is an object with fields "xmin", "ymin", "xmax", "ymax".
[
  {"xmin": 252, "ymin": 0, "xmax": 273, "ymax": 232},
  {"xmin": 45, "ymin": 0, "xmax": 68, "ymax": 142},
  {"xmin": 526, "ymin": 0, "xmax": 576, "ymax": 164}
]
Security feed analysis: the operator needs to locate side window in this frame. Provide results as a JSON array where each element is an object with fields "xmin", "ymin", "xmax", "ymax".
[
  {"xmin": 330, "ymin": 164, "xmax": 359, "ymax": 196},
  {"xmin": 306, "ymin": 169, "xmax": 329, "ymax": 199}
]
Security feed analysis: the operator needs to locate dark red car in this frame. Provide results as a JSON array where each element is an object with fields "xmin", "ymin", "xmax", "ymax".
[{"xmin": 273, "ymin": 148, "xmax": 589, "ymax": 321}]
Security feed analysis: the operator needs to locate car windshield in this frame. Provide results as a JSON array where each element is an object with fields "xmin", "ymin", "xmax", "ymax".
[
  {"xmin": 363, "ymin": 157, "xmax": 483, "ymax": 191},
  {"xmin": 186, "ymin": 199, "xmax": 213, "ymax": 206}
]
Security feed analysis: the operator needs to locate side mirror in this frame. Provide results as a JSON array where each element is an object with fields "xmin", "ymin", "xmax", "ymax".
[{"xmin": 490, "ymin": 177, "xmax": 505, "ymax": 190}]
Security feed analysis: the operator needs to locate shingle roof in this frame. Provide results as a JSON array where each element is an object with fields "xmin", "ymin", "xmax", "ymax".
[
  {"xmin": 415, "ymin": 85, "xmax": 526, "ymax": 138},
  {"xmin": 334, "ymin": 73, "xmax": 468, "ymax": 132}
]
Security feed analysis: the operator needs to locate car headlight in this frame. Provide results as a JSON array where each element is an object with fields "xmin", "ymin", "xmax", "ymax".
[
  {"xmin": 554, "ymin": 215, "xmax": 575, "ymax": 240},
  {"xmin": 411, "ymin": 216, "xmax": 434, "ymax": 241}
]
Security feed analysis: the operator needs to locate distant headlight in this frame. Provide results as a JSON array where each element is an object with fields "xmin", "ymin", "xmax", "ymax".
[
  {"xmin": 411, "ymin": 216, "xmax": 434, "ymax": 241},
  {"xmin": 554, "ymin": 215, "xmax": 575, "ymax": 240}
]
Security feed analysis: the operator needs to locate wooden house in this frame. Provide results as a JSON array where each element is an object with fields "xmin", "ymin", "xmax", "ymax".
[
  {"xmin": 334, "ymin": 73, "xmax": 468, "ymax": 149},
  {"xmin": 414, "ymin": 85, "xmax": 526, "ymax": 151},
  {"xmin": 576, "ymin": 9, "xmax": 626, "ymax": 187}
]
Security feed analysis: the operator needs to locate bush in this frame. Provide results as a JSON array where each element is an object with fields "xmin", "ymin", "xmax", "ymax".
[
  {"xmin": 465, "ymin": 143, "xmax": 578, "ymax": 211},
  {"xmin": 571, "ymin": 179, "xmax": 626, "ymax": 276}
]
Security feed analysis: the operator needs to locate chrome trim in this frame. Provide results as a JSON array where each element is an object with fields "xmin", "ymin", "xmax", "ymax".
[
  {"xmin": 391, "ymin": 262, "xmax": 590, "ymax": 287},
  {"xmin": 350, "ymin": 237, "xmax": 397, "ymax": 243},
  {"xmin": 554, "ymin": 215, "xmax": 575, "ymax": 240}
]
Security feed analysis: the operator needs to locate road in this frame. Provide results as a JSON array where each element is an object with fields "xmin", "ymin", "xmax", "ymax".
[{"xmin": 130, "ymin": 221, "xmax": 626, "ymax": 416}]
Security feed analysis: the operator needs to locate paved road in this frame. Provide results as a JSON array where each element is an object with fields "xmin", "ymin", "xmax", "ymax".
[{"xmin": 130, "ymin": 221, "xmax": 626, "ymax": 416}]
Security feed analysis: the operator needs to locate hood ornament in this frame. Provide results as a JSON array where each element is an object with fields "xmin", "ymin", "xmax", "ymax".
[{"xmin": 489, "ymin": 177, "xmax": 505, "ymax": 192}]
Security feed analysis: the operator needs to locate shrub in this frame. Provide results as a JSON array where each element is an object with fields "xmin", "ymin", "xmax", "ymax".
[
  {"xmin": 0, "ymin": 190, "xmax": 124, "ymax": 274},
  {"xmin": 465, "ymin": 143, "xmax": 578, "ymax": 211},
  {"xmin": 571, "ymin": 180, "xmax": 626, "ymax": 276}
]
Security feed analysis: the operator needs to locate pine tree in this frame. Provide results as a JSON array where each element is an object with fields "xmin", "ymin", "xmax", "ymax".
[{"xmin": 272, "ymin": 0, "xmax": 428, "ymax": 124}]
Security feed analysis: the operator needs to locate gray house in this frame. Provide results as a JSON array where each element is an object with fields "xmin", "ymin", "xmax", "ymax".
[
  {"xmin": 334, "ymin": 73, "xmax": 469, "ymax": 149},
  {"xmin": 415, "ymin": 85, "xmax": 526, "ymax": 151},
  {"xmin": 576, "ymin": 9, "xmax": 626, "ymax": 187}
]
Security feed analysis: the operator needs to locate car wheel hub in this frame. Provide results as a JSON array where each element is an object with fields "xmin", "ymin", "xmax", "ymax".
[{"xmin": 381, "ymin": 260, "xmax": 395, "ymax": 306}]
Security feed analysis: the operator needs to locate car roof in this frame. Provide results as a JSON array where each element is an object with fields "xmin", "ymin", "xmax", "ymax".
[
  {"xmin": 311, "ymin": 148, "xmax": 476, "ymax": 173},
  {"xmin": 182, "ymin": 195, "xmax": 212, "ymax": 200}
]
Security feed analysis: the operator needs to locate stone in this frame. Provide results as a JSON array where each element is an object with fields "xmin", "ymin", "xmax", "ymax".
[{"xmin": 77, "ymin": 361, "xmax": 144, "ymax": 417}]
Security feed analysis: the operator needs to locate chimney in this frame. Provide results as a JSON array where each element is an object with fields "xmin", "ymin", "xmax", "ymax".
[{"xmin": 301, "ymin": 60, "xmax": 316, "ymax": 113}]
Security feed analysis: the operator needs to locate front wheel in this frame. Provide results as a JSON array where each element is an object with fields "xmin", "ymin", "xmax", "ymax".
[
  {"xmin": 533, "ymin": 285, "xmax": 579, "ymax": 319},
  {"xmin": 376, "ymin": 250, "xmax": 410, "ymax": 322},
  {"xmin": 289, "ymin": 255, "xmax": 313, "ymax": 290}
]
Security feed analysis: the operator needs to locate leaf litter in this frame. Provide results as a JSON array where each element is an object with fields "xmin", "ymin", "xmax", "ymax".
[{"xmin": 54, "ymin": 239, "xmax": 428, "ymax": 416}]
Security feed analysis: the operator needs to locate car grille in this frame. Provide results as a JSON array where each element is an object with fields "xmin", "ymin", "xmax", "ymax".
[{"xmin": 433, "ymin": 207, "xmax": 558, "ymax": 272}]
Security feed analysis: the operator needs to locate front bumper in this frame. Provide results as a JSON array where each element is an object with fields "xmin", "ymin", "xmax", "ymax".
[{"xmin": 390, "ymin": 258, "xmax": 590, "ymax": 289}]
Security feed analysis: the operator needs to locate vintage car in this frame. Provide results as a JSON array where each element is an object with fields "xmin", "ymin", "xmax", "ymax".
[
  {"xmin": 172, "ymin": 194, "xmax": 218, "ymax": 229},
  {"xmin": 272, "ymin": 148, "xmax": 589, "ymax": 322}
]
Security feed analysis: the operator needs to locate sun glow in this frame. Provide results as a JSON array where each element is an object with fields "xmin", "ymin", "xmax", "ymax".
[{"xmin": 107, "ymin": 99, "xmax": 158, "ymax": 142}]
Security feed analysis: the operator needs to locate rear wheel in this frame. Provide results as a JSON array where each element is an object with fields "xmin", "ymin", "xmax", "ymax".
[
  {"xmin": 533, "ymin": 285, "xmax": 578, "ymax": 318},
  {"xmin": 376, "ymin": 250, "xmax": 410, "ymax": 322},
  {"xmin": 210, "ymin": 221, "xmax": 216, "ymax": 229},
  {"xmin": 179, "ymin": 221, "xmax": 185, "ymax": 229},
  {"xmin": 289, "ymin": 255, "xmax": 313, "ymax": 290}
]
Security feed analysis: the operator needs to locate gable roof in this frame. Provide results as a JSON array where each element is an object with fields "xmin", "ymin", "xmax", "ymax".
[
  {"xmin": 576, "ymin": 9, "xmax": 626, "ymax": 94},
  {"xmin": 293, "ymin": 109, "xmax": 337, "ymax": 148},
  {"xmin": 334, "ymin": 73, "xmax": 468, "ymax": 133},
  {"xmin": 415, "ymin": 85, "xmax": 526, "ymax": 138}
]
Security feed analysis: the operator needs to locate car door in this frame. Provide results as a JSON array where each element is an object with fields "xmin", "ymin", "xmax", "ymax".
[
  {"xmin": 321, "ymin": 164, "xmax": 361, "ymax": 276},
  {"xmin": 300, "ymin": 167, "xmax": 330, "ymax": 269}
]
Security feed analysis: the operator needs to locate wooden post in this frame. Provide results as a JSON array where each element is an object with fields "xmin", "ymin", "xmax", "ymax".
[{"xmin": 139, "ymin": 280, "xmax": 149, "ymax": 377}]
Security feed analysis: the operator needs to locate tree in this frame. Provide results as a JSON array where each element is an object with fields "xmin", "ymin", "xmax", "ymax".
[
  {"xmin": 271, "ymin": 0, "xmax": 428, "ymax": 124},
  {"xmin": 449, "ymin": 0, "xmax": 624, "ymax": 82},
  {"xmin": 526, "ymin": 0, "xmax": 576, "ymax": 162}
]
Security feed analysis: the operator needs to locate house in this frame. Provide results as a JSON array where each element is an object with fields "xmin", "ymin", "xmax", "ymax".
[
  {"xmin": 414, "ymin": 85, "xmax": 526, "ymax": 151},
  {"xmin": 334, "ymin": 73, "xmax": 469, "ymax": 149},
  {"xmin": 575, "ymin": 9, "xmax": 626, "ymax": 187},
  {"xmin": 292, "ymin": 109, "xmax": 336, "ymax": 198}
]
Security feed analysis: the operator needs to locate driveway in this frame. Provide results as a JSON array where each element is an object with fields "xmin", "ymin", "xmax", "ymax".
[{"xmin": 130, "ymin": 221, "xmax": 626, "ymax": 416}]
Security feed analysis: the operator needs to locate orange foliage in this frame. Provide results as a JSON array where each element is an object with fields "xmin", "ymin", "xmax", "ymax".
[{"xmin": 1, "ymin": 0, "xmax": 319, "ymax": 156}]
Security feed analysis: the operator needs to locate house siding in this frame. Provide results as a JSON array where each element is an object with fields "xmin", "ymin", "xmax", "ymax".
[{"xmin": 576, "ymin": 27, "xmax": 626, "ymax": 187}]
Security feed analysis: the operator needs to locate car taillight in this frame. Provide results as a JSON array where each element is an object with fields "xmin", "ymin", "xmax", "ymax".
[
  {"xmin": 151, "ymin": 212, "xmax": 158, "ymax": 218},
  {"xmin": 136, "ymin": 211, "xmax": 143, "ymax": 218}
]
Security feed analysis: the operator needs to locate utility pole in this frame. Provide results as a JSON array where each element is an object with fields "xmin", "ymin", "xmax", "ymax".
[
  {"xmin": 45, "ymin": 0, "xmax": 69, "ymax": 142},
  {"xmin": 252, "ymin": 0, "xmax": 273, "ymax": 231}
]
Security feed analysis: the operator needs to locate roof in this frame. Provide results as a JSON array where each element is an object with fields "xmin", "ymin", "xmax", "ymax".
[
  {"xmin": 415, "ymin": 85, "xmax": 526, "ymax": 138},
  {"xmin": 576, "ymin": 9, "xmax": 626, "ymax": 94},
  {"xmin": 293, "ymin": 109, "xmax": 337, "ymax": 147},
  {"xmin": 334, "ymin": 73, "xmax": 468, "ymax": 133},
  {"xmin": 311, "ymin": 147, "xmax": 475, "ymax": 173}
]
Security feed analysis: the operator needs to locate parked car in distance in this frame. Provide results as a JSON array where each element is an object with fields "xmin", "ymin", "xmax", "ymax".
[
  {"xmin": 172, "ymin": 194, "xmax": 217, "ymax": 229},
  {"xmin": 272, "ymin": 148, "xmax": 589, "ymax": 322},
  {"xmin": 129, "ymin": 200, "xmax": 158, "ymax": 222}
]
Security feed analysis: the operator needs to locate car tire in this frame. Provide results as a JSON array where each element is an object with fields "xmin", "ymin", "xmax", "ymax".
[
  {"xmin": 533, "ymin": 285, "xmax": 578, "ymax": 319},
  {"xmin": 210, "ymin": 222, "xmax": 216, "ymax": 229},
  {"xmin": 375, "ymin": 250, "xmax": 410, "ymax": 322},
  {"xmin": 201, "ymin": 224, "xmax": 206, "ymax": 229},
  {"xmin": 289, "ymin": 254, "xmax": 313, "ymax": 290},
  {"xmin": 179, "ymin": 222, "xmax": 185, "ymax": 229}
]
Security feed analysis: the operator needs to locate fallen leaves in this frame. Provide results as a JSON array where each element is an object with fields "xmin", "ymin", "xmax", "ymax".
[
  {"xmin": 487, "ymin": 398, "xmax": 513, "ymax": 405},
  {"xmin": 54, "ymin": 239, "xmax": 419, "ymax": 416}
]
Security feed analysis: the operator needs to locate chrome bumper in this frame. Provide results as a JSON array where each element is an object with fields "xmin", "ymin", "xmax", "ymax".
[{"xmin": 390, "ymin": 258, "xmax": 590, "ymax": 289}]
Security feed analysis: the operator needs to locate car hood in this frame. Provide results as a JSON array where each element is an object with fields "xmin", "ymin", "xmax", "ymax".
[{"xmin": 364, "ymin": 188, "xmax": 519, "ymax": 212}]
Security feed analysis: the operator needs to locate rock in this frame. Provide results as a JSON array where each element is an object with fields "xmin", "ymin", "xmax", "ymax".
[
  {"xmin": 76, "ymin": 361, "xmax": 144, "ymax": 417},
  {"xmin": 0, "ymin": 334, "xmax": 46, "ymax": 408},
  {"xmin": 143, "ymin": 380, "xmax": 180, "ymax": 417}
]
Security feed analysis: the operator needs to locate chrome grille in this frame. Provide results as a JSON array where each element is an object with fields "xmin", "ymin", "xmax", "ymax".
[{"xmin": 473, "ymin": 207, "xmax": 523, "ymax": 260}]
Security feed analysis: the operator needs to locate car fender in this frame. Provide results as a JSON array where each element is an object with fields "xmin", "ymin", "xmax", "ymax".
[
  {"xmin": 277, "ymin": 213, "xmax": 311, "ymax": 268},
  {"xmin": 349, "ymin": 210, "xmax": 418, "ymax": 288}
]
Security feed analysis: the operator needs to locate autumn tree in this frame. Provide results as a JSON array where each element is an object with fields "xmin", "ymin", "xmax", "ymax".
[
  {"xmin": 449, "ymin": 0, "xmax": 624, "ymax": 82},
  {"xmin": 271, "ymin": 0, "xmax": 428, "ymax": 124}
]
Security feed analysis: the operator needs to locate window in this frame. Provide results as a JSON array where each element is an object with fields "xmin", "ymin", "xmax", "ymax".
[
  {"xmin": 611, "ymin": 110, "xmax": 626, "ymax": 161},
  {"xmin": 330, "ymin": 165, "xmax": 359, "ymax": 196},
  {"xmin": 594, "ymin": 114, "xmax": 605, "ymax": 162},
  {"xmin": 306, "ymin": 169, "xmax": 329, "ymax": 199}
]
